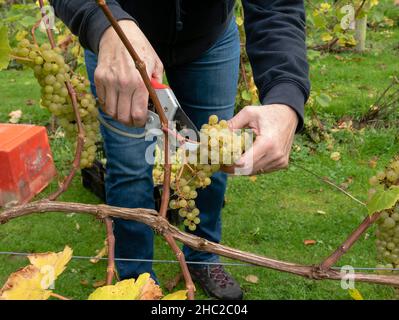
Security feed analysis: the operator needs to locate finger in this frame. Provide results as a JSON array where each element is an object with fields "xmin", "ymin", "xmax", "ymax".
[
  {"xmin": 228, "ymin": 106, "xmax": 253, "ymax": 130},
  {"xmin": 235, "ymin": 136, "xmax": 268, "ymax": 168},
  {"xmin": 104, "ymin": 86, "xmax": 118, "ymax": 118},
  {"xmin": 117, "ymin": 90, "xmax": 134, "ymax": 126},
  {"xmin": 152, "ymin": 60, "xmax": 164, "ymax": 83},
  {"xmin": 131, "ymin": 81, "xmax": 149, "ymax": 127},
  {"xmin": 94, "ymin": 69, "xmax": 106, "ymax": 106}
]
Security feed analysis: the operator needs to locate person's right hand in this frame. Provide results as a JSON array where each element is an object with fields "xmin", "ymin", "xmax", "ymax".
[{"xmin": 95, "ymin": 20, "xmax": 164, "ymax": 127}]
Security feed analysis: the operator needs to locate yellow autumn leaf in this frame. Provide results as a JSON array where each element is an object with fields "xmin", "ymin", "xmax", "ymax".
[
  {"xmin": 139, "ymin": 277, "xmax": 163, "ymax": 300},
  {"xmin": 90, "ymin": 241, "xmax": 108, "ymax": 264},
  {"xmin": 320, "ymin": 3, "xmax": 331, "ymax": 11},
  {"xmin": 28, "ymin": 246, "xmax": 73, "ymax": 278},
  {"xmin": 370, "ymin": 0, "xmax": 379, "ymax": 8},
  {"xmin": 235, "ymin": 16, "xmax": 244, "ymax": 27},
  {"xmin": 345, "ymin": 36, "xmax": 357, "ymax": 46},
  {"xmin": 88, "ymin": 279, "xmax": 139, "ymax": 300},
  {"xmin": 312, "ymin": 9, "xmax": 320, "ymax": 17},
  {"xmin": 70, "ymin": 45, "xmax": 81, "ymax": 58},
  {"xmin": 35, "ymin": 0, "xmax": 49, "ymax": 7},
  {"xmin": 162, "ymin": 290, "xmax": 188, "ymax": 300},
  {"xmin": 330, "ymin": 151, "xmax": 341, "ymax": 161},
  {"xmin": 88, "ymin": 273, "xmax": 163, "ymax": 300},
  {"xmin": 321, "ymin": 33, "xmax": 333, "ymax": 42},
  {"xmin": 0, "ymin": 265, "xmax": 52, "ymax": 300},
  {"xmin": 348, "ymin": 288, "xmax": 364, "ymax": 300},
  {"xmin": 249, "ymin": 175, "xmax": 257, "ymax": 182}
]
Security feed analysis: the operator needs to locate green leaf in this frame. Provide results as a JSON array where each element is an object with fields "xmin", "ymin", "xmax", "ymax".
[
  {"xmin": 315, "ymin": 93, "xmax": 332, "ymax": 108},
  {"xmin": 313, "ymin": 15, "xmax": 326, "ymax": 29},
  {"xmin": 0, "ymin": 25, "xmax": 11, "ymax": 70},
  {"xmin": 241, "ymin": 90, "xmax": 252, "ymax": 101},
  {"xmin": 367, "ymin": 186, "xmax": 399, "ymax": 215}
]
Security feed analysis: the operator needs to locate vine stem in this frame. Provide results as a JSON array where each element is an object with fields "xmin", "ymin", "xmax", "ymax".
[
  {"xmin": 319, "ymin": 211, "xmax": 381, "ymax": 270},
  {"xmin": 105, "ymin": 218, "xmax": 116, "ymax": 285},
  {"xmin": 49, "ymin": 292, "xmax": 70, "ymax": 300},
  {"xmin": 1, "ymin": 200, "xmax": 399, "ymax": 288},
  {"xmin": 95, "ymin": 0, "xmax": 190, "ymax": 298},
  {"xmin": 164, "ymin": 234, "xmax": 196, "ymax": 300},
  {"xmin": 31, "ymin": 19, "xmax": 41, "ymax": 47},
  {"xmin": 37, "ymin": 0, "xmax": 56, "ymax": 48}
]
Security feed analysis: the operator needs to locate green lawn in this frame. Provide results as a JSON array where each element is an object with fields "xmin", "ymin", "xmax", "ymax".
[{"xmin": 0, "ymin": 20, "xmax": 399, "ymax": 299}]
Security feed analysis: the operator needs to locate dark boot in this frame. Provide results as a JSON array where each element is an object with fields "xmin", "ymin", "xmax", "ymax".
[{"xmin": 188, "ymin": 264, "xmax": 243, "ymax": 300}]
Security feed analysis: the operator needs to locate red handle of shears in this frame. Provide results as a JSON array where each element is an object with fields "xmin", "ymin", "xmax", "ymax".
[{"xmin": 150, "ymin": 78, "xmax": 169, "ymax": 90}]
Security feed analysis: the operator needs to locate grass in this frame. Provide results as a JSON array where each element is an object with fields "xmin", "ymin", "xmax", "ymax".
[{"xmin": 0, "ymin": 14, "xmax": 399, "ymax": 300}]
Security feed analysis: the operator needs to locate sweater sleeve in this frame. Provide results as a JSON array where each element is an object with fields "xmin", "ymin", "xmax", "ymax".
[
  {"xmin": 242, "ymin": 0, "xmax": 310, "ymax": 131},
  {"xmin": 50, "ymin": 0, "xmax": 136, "ymax": 54}
]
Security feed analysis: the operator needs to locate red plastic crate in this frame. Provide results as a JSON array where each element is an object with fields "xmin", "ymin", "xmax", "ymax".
[{"xmin": 0, "ymin": 124, "xmax": 56, "ymax": 206}]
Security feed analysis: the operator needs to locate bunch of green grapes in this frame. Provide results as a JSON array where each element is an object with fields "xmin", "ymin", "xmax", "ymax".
[
  {"xmin": 153, "ymin": 115, "xmax": 249, "ymax": 231},
  {"xmin": 369, "ymin": 157, "xmax": 399, "ymax": 274},
  {"xmin": 12, "ymin": 38, "xmax": 99, "ymax": 168}
]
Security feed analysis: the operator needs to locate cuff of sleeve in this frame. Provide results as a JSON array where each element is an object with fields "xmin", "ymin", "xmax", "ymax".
[
  {"xmin": 84, "ymin": 5, "xmax": 136, "ymax": 54},
  {"xmin": 262, "ymin": 82, "xmax": 305, "ymax": 132}
]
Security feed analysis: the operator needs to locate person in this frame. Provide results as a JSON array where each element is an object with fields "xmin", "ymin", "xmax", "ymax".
[{"xmin": 51, "ymin": 0, "xmax": 310, "ymax": 300}]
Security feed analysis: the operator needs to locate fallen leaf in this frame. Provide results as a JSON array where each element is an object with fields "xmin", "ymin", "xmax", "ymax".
[
  {"xmin": 348, "ymin": 288, "xmax": 363, "ymax": 300},
  {"xmin": 304, "ymin": 239, "xmax": 317, "ymax": 246},
  {"xmin": 368, "ymin": 157, "xmax": 378, "ymax": 168},
  {"xmin": 92, "ymin": 280, "xmax": 106, "ymax": 288},
  {"xmin": 244, "ymin": 274, "xmax": 259, "ymax": 284},
  {"xmin": 330, "ymin": 152, "xmax": 341, "ymax": 161},
  {"xmin": 90, "ymin": 241, "xmax": 108, "ymax": 264},
  {"xmin": 75, "ymin": 223, "xmax": 80, "ymax": 231},
  {"xmin": 8, "ymin": 110, "xmax": 22, "ymax": 124},
  {"xmin": 249, "ymin": 175, "xmax": 257, "ymax": 182},
  {"xmin": 80, "ymin": 279, "xmax": 89, "ymax": 286},
  {"xmin": 25, "ymin": 99, "xmax": 35, "ymax": 106},
  {"xmin": 316, "ymin": 210, "xmax": 326, "ymax": 215},
  {"xmin": 162, "ymin": 290, "xmax": 187, "ymax": 300}
]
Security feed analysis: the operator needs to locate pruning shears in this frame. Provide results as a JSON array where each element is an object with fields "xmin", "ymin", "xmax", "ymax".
[
  {"xmin": 97, "ymin": 79, "xmax": 200, "ymax": 147},
  {"xmin": 146, "ymin": 79, "xmax": 200, "ymax": 143}
]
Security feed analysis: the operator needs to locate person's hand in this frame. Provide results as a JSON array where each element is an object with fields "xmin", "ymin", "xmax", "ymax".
[
  {"xmin": 95, "ymin": 20, "xmax": 163, "ymax": 127},
  {"xmin": 224, "ymin": 104, "xmax": 298, "ymax": 175}
]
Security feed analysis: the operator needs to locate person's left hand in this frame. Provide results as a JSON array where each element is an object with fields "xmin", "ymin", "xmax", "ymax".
[{"xmin": 223, "ymin": 104, "xmax": 298, "ymax": 175}]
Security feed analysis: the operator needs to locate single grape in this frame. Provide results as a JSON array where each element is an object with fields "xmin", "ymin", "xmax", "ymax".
[
  {"xmin": 376, "ymin": 171, "xmax": 386, "ymax": 181},
  {"xmin": 383, "ymin": 217, "xmax": 396, "ymax": 229},
  {"xmin": 208, "ymin": 115, "xmax": 218, "ymax": 125},
  {"xmin": 179, "ymin": 199, "xmax": 187, "ymax": 208}
]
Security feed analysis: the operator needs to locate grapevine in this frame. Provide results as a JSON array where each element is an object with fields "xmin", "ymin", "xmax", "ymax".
[
  {"xmin": 369, "ymin": 157, "xmax": 399, "ymax": 273},
  {"xmin": 11, "ymin": 38, "xmax": 99, "ymax": 169}
]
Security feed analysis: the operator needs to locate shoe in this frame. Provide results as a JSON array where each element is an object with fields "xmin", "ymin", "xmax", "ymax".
[{"xmin": 188, "ymin": 264, "xmax": 243, "ymax": 300}]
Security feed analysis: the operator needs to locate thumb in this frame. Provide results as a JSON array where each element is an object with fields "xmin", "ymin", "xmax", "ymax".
[{"xmin": 151, "ymin": 60, "xmax": 164, "ymax": 83}]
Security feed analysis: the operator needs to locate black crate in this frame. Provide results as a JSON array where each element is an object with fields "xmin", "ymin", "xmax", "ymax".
[{"xmin": 81, "ymin": 141, "xmax": 183, "ymax": 225}]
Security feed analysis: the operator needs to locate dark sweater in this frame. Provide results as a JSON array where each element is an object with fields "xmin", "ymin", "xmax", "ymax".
[{"xmin": 50, "ymin": 0, "xmax": 310, "ymax": 130}]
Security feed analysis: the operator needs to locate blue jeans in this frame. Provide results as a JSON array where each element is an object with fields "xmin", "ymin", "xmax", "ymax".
[{"xmin": 85, "ymin": 17, "xmax": 240, "ymax": 280}]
